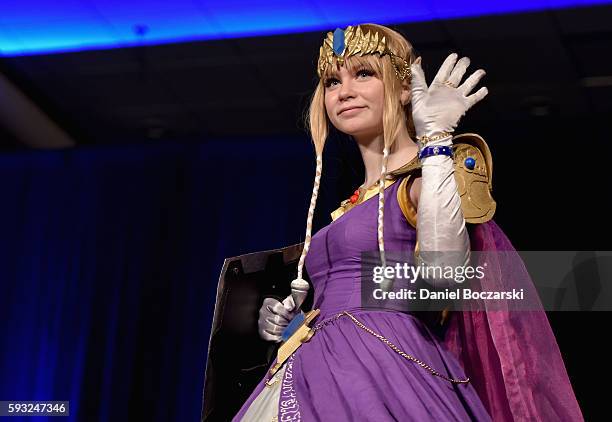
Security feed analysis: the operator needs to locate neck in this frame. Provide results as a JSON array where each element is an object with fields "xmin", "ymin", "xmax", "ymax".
[{"xmin": 353, "ymin": 124, "xmax": 418, "ymax": 188}]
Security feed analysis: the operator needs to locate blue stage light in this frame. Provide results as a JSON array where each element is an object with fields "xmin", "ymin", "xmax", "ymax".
[{"xmin": 0, "ymin": 0, "xmax": 609, "ymax": 56}]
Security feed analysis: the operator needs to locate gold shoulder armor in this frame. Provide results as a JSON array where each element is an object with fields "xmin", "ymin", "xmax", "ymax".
[
  {"xmin": 452, "ymin": 133, "xmax": 496, "ymax": 223},
  {"xmin": 397, "ymin": 133, "xmax": 496, "ymax": 227}
]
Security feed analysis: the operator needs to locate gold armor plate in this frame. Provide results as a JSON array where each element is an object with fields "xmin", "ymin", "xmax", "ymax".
[{"xmin": 395, "ymin": 133, "xmax": 496, "ymax": 227}]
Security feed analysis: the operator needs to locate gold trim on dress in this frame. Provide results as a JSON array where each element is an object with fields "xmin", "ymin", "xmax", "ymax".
[
  {"xmin": 330, "ymin": 155, "xmax": 421, "ymax": 222},
  {"xmin": 331, "ymin": 178, "xmax": 397, "ymax": 221}
]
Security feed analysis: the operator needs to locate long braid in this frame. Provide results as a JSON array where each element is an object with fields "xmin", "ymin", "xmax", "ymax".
[{"xmin": 291, "ymin": 154, "xmax": 323, "ymax": 310}]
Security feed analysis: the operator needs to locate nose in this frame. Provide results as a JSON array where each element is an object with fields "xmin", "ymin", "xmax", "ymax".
[{"xmin": 338, "ymin": 77, "xmax": 355, "ymax": 101}]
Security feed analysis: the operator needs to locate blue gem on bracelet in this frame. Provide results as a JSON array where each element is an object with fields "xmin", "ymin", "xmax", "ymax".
[
  {"xmin": 464, "ymin": 157, "xmax": 476, "ymax": 170},
  {"xmin": 333, "ymin": 28, "xmax": 345, "ymax": 55}
]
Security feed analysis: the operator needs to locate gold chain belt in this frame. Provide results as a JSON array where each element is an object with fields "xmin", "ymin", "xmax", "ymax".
[
  {"xmin": 314, "ymin": 311, "xmax": 469, "ymax": 384},
  {"xmin": 267, "ymin": 309, "xmax": 469, "ymax": 385}
]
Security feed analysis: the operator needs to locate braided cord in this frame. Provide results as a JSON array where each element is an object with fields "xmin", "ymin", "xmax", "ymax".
[
  {"xmin": 377, "ymin": 148, "xmax": 390, "ymax": 270},
  {"xmin": 296, "ymin": 154, "xmax": 323, "ymax": 281}
]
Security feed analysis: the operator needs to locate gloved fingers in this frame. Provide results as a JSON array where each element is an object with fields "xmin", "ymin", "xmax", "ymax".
[
  {"xmin": 459, "ymin": 69, "xmax": 486, "ymax": 96},
  {"xmin": 257, "ymin": 314, "xmax": 288, "ymax": 341},
  {"xmin": 264, "ymin": 317, "xmax": 289, "ymax": 332},
  {"xmin": 447, "ymin": 56, "xmax": 471, "ymax": 87},
  {"xmin": 431, "ymin": 53, "xmax": 459, "ymax": 86},
  {"xmin": 466, "ymin": 86, "xmax": 489, "ymax": 109},
  {"xmin": 269, "ymin": 301, "xmax": 293, "ymax": 320},
  {"xmin": 259, "ymin": 330, "xmax": 282, "ymax": 343},
  {"xmin": 409, "ymin": 57, "xmax": 428, "ymax": 105},
  {"xmin": 261, "ymin": 297, "xmax": 293, "ymax": 320},
  {"xmin": 282, "ymin": 295, "xmax": 296, "ymax": 312},
  {"xmin": 262, "ymin": 297, "xmax": 282, "ymax": 309},
  {"xmin": 265, "ymin": 313, "xmax": 290, "ymax": 327}
]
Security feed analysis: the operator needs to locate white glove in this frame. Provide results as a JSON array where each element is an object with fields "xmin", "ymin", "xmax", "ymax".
[
  {"xmin": 409, "ymin": 54, "xmax": 488, "ymax": 288},
  {"xmin": 257, "ymin": 295, "xmax": 301, "ymax": 343},
  {"xmin": 416, "ymin": 145, "xmax": 471, "ymax": 288},
  {"xmin": 410, "ymin": 53, "xmax": 488, "ymax": 138}
]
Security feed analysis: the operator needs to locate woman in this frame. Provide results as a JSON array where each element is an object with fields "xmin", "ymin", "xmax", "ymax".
[{"xmin": 234, "ymin": 24, "xmax": 582, "ymax": 421}]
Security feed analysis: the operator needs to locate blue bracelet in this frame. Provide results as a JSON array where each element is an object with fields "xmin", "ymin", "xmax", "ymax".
[{"xmin": 418, "ymin": 145, "xmax": 454, "ymax": 160}]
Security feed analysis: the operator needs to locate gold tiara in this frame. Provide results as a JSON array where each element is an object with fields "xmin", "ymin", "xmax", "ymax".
[{"xmin": 317, "ymin": 25, "xmax": 411, "ymax": 81}]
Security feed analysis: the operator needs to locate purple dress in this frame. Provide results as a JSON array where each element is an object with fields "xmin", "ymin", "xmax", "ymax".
[{"xmin": 233, "ymin": 176, "xmax": 492, "ymax": 421}]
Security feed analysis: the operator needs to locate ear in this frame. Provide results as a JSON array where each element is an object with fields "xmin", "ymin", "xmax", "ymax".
[{"xmin": 400, "ymin": 78, "xmax": 411, "ymax": 106}]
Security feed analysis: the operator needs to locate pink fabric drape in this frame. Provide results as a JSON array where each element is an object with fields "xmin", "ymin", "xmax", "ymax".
[{"xmin": 442, "ymin": 220, "xmax": 583, "ymax": 421}]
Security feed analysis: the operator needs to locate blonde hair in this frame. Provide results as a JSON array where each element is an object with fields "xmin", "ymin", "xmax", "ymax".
[{"xmin": 292, "ymin": 24, "xmax": 417, "ymax": 303}]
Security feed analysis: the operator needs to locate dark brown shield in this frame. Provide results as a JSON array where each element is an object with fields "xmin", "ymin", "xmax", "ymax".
[{"xmin": 201, "ymin": 242, "xmax": 312, "ymax": 422}]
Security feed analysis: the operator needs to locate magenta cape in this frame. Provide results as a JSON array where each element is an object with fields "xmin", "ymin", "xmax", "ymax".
[{"xmin": 443, "ymin": 220, "xmax": 584, "ymax": 421}]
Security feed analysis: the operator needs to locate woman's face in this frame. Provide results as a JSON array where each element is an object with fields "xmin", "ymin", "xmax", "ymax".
[{"xmin": 324, "ymin": 64, "xmax": 384, "ymax": 138}]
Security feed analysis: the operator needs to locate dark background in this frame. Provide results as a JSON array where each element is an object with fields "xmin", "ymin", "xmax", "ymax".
[{"xmin": 1, "ymin": 5, "xmax": 611, "ymax": 421}]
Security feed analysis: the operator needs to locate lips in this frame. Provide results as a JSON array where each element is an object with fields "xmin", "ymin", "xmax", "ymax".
[{"xmin": 338, "ymin": 106, "xmax": 366, "ymax": 115}]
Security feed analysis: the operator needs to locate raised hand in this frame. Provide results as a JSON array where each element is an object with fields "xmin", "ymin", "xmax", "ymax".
[{"xmin": 410, "ymin": 53, "xmax": 488, "ymax": 139}]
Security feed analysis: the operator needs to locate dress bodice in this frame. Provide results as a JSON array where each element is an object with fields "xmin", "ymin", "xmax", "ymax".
[{"xmin": 304, "ymin": 176, "xmax": 416, "ymax": 317}]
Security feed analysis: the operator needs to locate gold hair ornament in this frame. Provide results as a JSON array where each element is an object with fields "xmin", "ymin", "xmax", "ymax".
[{"xmin": 317, "ymin": 25, "xmax": 411, "ymax": 81}]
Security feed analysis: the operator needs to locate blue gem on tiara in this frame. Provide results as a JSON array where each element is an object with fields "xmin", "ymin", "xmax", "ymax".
[
  {"xmin": 333, "ymin": 28, "xmax": 345, "ymax": 56},
  {"xmin": 465, "ymin": 157, "xmax": 476, "ymax": 170}
]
